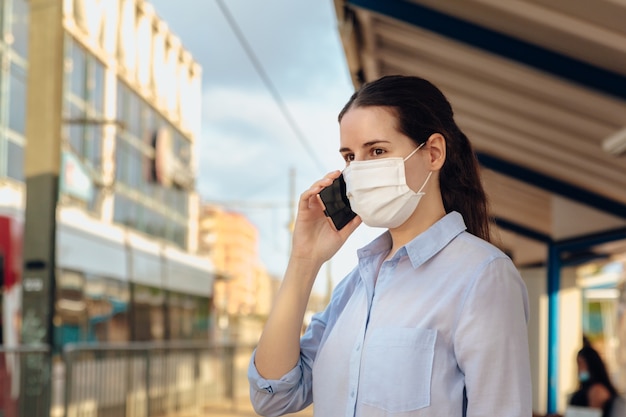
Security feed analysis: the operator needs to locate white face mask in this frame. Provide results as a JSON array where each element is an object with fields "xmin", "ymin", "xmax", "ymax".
[{"xmin": 343, "ymin": 143, "xmax": 432, "ymax": 228}]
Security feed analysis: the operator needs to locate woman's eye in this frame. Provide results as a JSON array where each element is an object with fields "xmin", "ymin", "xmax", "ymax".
[
  {"xmin": 372, "ymin": 148, "xmax": 385, "ymax": 156},
  {"xmin": 342, "ymin": 154, "xmax": 354, "ymax": 162}
]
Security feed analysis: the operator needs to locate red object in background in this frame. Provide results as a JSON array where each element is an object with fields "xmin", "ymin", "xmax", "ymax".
[
  {"xmin": 0, "ymin": 353, "xmax": 17, "ymax": 417},
  {"xmin": 0, "ymin": 215, "xmax": 23, "ymax": 417},
  {"xmin": 0, "ymin": 215, "xmax": 23, "ymax": 290}
]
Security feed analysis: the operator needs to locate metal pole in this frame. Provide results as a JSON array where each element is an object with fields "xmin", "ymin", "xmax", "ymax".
[
  {"xmin": 62, "ymin": 348, "xmax": 73, "ymax": 417},
  {"xmin": 20, "ymin": 0, "xmax": 64, "ymax": 416},
  {"xmin": 145, "ymin": 349, "xmax": 152, "ymax": 417},
  {"xmin": 546, "ymin": 243, "xmax": 561, "ymax": 414},
  {"xmin": 288, "ymin": 166, "xmax": 296, "ymax": 253}
]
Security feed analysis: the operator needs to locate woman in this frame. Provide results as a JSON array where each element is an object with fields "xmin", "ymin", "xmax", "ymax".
[
  {"xmin": 570, "ymin": 337, "xmax": 619, "ymax": 417},
  {"xmin": 248, "ymin": 75, "xmax": 532, "ymax": 416}
]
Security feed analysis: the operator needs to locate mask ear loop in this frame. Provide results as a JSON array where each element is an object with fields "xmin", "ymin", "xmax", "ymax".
[
  {"xmin": 405, "ymin": 142, "xmax": 431, "ymax": 194},
  {"xmin": 416, "ymin": 171, "xmax": 433, "ymax": 194},
  {"xmin": 403, "ymin": 142, "xmax": 425, "ymax": 162}
]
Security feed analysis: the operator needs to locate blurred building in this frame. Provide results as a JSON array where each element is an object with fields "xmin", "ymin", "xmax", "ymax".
[
  {"xmin": 0, "ymin": 0, "xmax": 216, "ymax": 348},
  {"xmin": 198, "ymin": 204, "xmax": 274, "ymax": 342}
]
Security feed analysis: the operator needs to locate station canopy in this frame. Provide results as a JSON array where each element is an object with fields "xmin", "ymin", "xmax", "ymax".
[{"xmin": 333, "ymin": 0, "xmax": 626, "ymax": 267}]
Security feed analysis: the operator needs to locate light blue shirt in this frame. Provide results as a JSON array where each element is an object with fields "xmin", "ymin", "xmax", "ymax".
[{"xmin": 249, "ymin": 211, "xmax": 532, "ymax": 416}]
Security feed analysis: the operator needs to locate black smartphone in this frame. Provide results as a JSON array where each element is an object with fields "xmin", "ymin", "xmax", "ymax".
[{"xmin": 318, "ymin": 173, "xmax": 357, "ymax": 230}]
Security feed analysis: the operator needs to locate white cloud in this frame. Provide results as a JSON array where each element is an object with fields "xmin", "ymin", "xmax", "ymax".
[
  {"xmin": 196, "ymin": 84, "xmax": 348, "ymax": 202},
  {"xmin": 202, "ymin": 87, "xmax": 302, "ymax": 150}
]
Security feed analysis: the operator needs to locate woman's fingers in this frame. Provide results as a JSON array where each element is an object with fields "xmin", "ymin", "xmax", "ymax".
[{"xmin": 299, "ymin": 170, "xmax": 341, "ymax": 210}]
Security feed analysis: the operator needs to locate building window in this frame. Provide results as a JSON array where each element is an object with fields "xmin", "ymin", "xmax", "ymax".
[
  {"xmin": 131, "ymin": 283, "xmax": 165, "ymax": 341},
  {"xmin": 9, "ymin": 0, "xmax": 29, "ymax": 59},
  {"xmin": 169, "ymin": 292, "xmax": 199, "ymax": 340},
  {"xmin": 91, "ymin": 62, "xmax": 104, "ymax": 114},
  {"xmin": 67, "ymin": 102, "xmax": 86, "ymax": 157},
  {"xmin": 8, "ymin": 62, "xmax": 26, "ymax": 135},
  {"xmin": 113, "ymin": 82, "xmax": 190, "ymax": 248},
  {"xmin": 69, "ymin": 41, "xmax": 86, "ymax": 97},
  {"xmin": 60, "ymin": 37, "xmax": 106, "ymax": 214},
  {"xmin": 6, "ymin": 139, "xmax": 23, "ymax": 181},
  {"xmin": 63, "ymin": 37, "xmax": 105, "ymax": 170},
  {"xmin": 54, "ymin": 269, "xmax": 87, "ymax": 347},
  {"xmin": 0, "ymin": 0, "xmax": 4, "ymax": 36},
  {"xmin": 84, "ymin": 275, "xmax": 130, "ymax": 343},
  {"xmin": 0, "ymin": 0, "xmax": 29, "ymax": 182},
  {"xmin": 113, "ymin": 190, "xmax": 187, "ymax": 248}
]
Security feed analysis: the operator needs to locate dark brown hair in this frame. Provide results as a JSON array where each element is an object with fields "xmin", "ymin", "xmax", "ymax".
[{"xmin": 338, "ymin": 74, "xmax": 491, "ymax": 242}]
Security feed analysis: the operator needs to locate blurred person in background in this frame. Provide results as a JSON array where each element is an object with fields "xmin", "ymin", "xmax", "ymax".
[
  {"xmin": 543, "ymin": 336, "xmax": 623, "ymax": 417},
  {"xmin": 248, "ymin": 75, "xmax": 532, "ymax": 416},
  {"xmin": 569, "ymin": 336, "xmax": 620, "ymax": 417}
]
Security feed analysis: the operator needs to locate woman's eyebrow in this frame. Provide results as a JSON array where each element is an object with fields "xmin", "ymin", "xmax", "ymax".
[
  {"xmin": 363, "ymin": 139, "xmax": 390, "ymax": 147},
  {"xmin": 339, "ymin": 140, "xmax": 390, "ymax": 153}
]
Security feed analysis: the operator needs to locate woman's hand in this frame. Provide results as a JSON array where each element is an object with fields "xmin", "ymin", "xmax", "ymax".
[
  {"xmin": 254, "ymin": 172, "xmax": 361, "ymax": 379},
  {"xmin": 290, "ymin": 170, "xmax": 361, "ymax": 265}
]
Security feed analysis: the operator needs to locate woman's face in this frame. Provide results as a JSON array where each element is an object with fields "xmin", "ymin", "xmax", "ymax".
[{"xmin": 339, "ymin": 106, "xmax": 430, "ymax": 192}]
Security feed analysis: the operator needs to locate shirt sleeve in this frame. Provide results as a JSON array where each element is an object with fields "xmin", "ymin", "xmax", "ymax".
[
  {"xmin": 454, "ymin": 256, "xmax": 533, "ymax": 417},
  {"xmin": 247, "ymin": 350, "xmax": 311, "ymax": 417},
  {"xmin": 247, "ymin": 271, "xmax": 359, "ymax": 416},
  {"xmin": 247, "ymin": 313, "xmax": 327, "ymax": 417}
]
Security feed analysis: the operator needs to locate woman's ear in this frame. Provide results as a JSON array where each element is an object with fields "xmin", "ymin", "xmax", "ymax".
[{"xmin": 426, "ymin": 133, "xmax": 446, "ymax": 170}]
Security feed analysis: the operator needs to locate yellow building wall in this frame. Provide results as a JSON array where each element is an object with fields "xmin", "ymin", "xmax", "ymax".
[{"xmin": 198, "ymin": 204, "xmax": 274, "ymax": 320}]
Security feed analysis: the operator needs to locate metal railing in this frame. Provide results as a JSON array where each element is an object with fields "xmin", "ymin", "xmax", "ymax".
[{"xmin": 0, "ymin": 342, "xmax": 256, "ymax": 417}]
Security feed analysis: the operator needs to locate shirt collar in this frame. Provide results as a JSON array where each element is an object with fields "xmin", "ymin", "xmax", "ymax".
[{"xmin": 356, "ymin": 211, "xmax": 467, "ymax": 269}]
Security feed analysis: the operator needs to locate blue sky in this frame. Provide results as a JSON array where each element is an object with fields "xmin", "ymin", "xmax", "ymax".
[{"xmin": 150, "ymin": 0, "xmax": 382, "ymax": 292}]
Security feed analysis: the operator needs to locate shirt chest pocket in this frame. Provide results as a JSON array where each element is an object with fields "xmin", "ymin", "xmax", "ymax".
[{"xmin": 360, "ymin": 327, "xmax": 437, "ymax": 413}]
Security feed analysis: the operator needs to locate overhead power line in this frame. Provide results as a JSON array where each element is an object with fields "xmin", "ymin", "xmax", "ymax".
[
  {"xmin": 205, "ymin": 200, "xmax": 289, "ymax": 210},
  {"xmin": 215, "ymin": 0, "xmax": 327, "ymax": 172}
]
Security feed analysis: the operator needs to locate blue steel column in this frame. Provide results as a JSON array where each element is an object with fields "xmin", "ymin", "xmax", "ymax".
[{"xmin": 547, "ymin": 243, "xmax": 561, "ymax": 413}]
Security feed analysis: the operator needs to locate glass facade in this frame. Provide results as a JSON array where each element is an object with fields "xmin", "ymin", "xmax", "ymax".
[
  {"xmin": 1, "ymin": 0, "xmax": 212, "ymax": 349},
  {"xmin": 168, "ymin": 291, "xmax": 210, "ymax": 340},
  {"xmin": 53, "ymin": 267, "xmax": 211, "ymax": 346},
  {"xmin": 9, "ymin": 0, "xmax": 27, "ymax": 59},
  {"xmin": 128, "ymin": 284, "xmax": 209, "ymax": 342},
  {"xmin": 114, "ymin": 82, "xmax": 190, "ymax": 248},
  {"xmin": 1, "ymin": 0, "xmax": 193, "ymax": 249},
  {"xmin": 61, "ymin": 37, "xmax": 105, "ymax": 213},
  {"xmin": 85, "ymin": 275, "xmax": 130, "ymax": 343},
  {"xmin": 64, "ymin": 36, "xmax": 105, "ymax": 170},
  {"xmin": 0, "ymin": 0, "xmax": 28, "ymax": 182},
  {"xmin": 59, "ymin": 36, "xmax": 191, "ymax": 248}
]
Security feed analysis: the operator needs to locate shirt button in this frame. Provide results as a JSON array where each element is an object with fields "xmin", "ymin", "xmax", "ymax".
[
  {"xmin": 356, "ymin": 344, "xmax": 361, "ymax": 351},
  {"xmin": 351, "ymin": 391, "xmax": 355, "ymax": 398}
]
